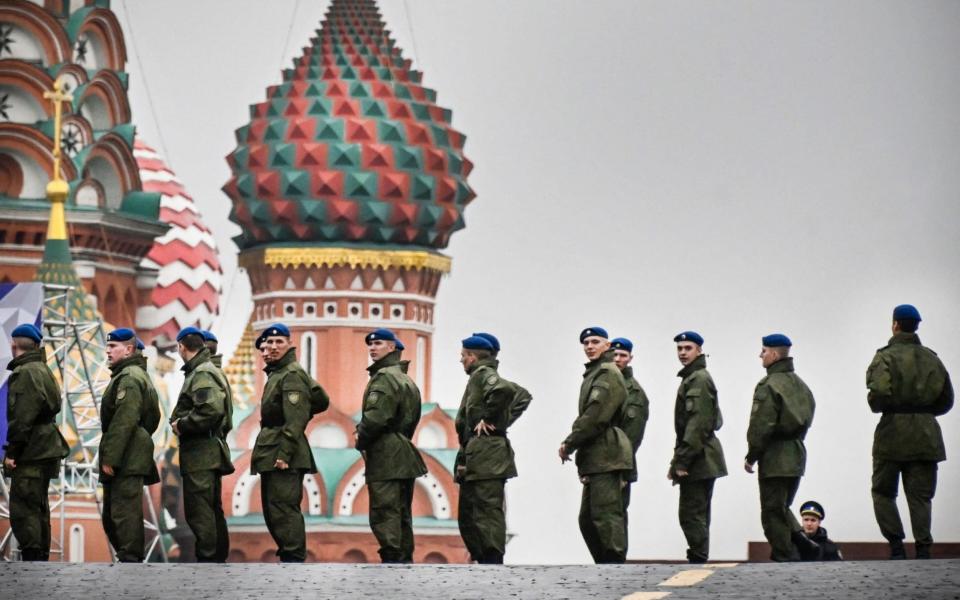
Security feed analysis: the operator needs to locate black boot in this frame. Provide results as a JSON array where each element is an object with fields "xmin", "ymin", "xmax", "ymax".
[
  {"xmin": 915, "ymin": 544, "xmax": 931, "ymax": 559},
  {"xmin": 791, "ymin": 530, "xmax": 821, "ymax": 560},
  {"xmin": 889, "ymin": 539, "xmax": 906, "ymax": 560}
]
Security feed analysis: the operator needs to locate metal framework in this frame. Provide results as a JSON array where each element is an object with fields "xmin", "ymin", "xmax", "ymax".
[{"xmin": 0, "ymin": 283, "xmax": 167, "ymax": 562}]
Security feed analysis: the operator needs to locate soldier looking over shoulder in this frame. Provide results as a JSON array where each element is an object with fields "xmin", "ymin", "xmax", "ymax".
[
  {"xmin": 100, "ymin": 327, "xmax": 162, "ymax": 563},
  {"xmin": 668, "ymin": 331, "xmax": 727, "ymax": 564},
  {"xmin": 744, "ymin": 333, "xmax": 817, "ymax": 562},
  {"xmin": 356, "ymin": 328, "xmax": 427, "ymax": 563},
  {"xmin": 2, "ymin": 324, "xmax": 69, "ymax": 561},
  {"xmin": 867, "ymin": 304, "xmax": 954, "ymax": 560}
]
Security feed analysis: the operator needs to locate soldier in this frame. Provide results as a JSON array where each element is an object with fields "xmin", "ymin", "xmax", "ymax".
[
  {"xmin": 744, "ymin": 334, "xmax": 817, "ymax": 562},
  {"xmin": 356, "ymin": 328, "xmax": 427, "ymax": 563},
  {"xmin": 250, "ymin": 323, "xmax": 328, "ymax": 562},
  {"xmin": 558, "ymin": 327, "xmax": 633, "ymax": 564},
  {"xmin": 796, "ymin": 500, "xmax": 842, "ymax": 561},
  {"xmin": 668, "ymin": 331, "xmax": 727, "ymax": 564},
  {"xmin": 201, "ymin": 330, "xmax": 224, "ymax": 371},
  {"xmin": 2, "ymin": 324, "xmax": 69, "ymax": 561},
  {"xmin": 455, "ymin": 334, "xmax": 524, "ymax": 564},
  {"xmin": 170, "ymin": 326, "xmax": 235, "ymax": 562},
  {"xmin": 867, "ymin": 304, "xmax": 953, "ymax": 559},
  {"xmin": 610, "ymin": 337, "xmax": 650, "ymax": 552},
  {"xmin": 100, "ymin": 327, "xmax": 162, "ymax": 562}
]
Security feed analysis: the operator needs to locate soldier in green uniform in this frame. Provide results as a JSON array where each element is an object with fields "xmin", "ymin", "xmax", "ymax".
[
  {"xmin": 100, "ymin": 328, "xmax": 162, "ymax": 562},
  {"xmin": 867, "ymin": 304, "xmax": 954, "ymax": 559},
  {"xmin": 455, "ymin": 334, "xmax": 527, "ymax": 564},
  {"xmin": 668, "ymin": 331, "xmax": 727, "ymax": 564},
  {"xmin": 171, "ymin": 326, "xmax": 235, "ymax": 562},
  {"xmin": 559, "ymin": 327, "xmax": 633, "ymax": 564},
  {"xmin": 201, "ymin": 330, "xmax": 225, "ymax": 372},
  {"xmin": 2, "ymin": 324, "xmax": 69, "ymax": 561},
  {"xmin": 610, "ymin": 337, "xmax": 649, "ymax": 553},
  {"xmin": 251, "ymin": 323, "xmax": 328, "ymax": 562},
  {"xmin": 744, "ymin": 333, "xmax": 817, "ymax": 562},
  {"xmin": 356, "ymin": 328, "xmax": 427, "ymax": 563}
]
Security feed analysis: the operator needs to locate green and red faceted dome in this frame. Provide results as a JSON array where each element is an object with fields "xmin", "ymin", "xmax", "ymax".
[{"xmin": 224, "ymin": 0, "xmax": 476, "ymax": 251}]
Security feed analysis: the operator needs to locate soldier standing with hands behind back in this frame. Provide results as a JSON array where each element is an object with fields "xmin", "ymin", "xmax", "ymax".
[{"xmin": 2, "ymin": 324, "xmax": 69, "ymax": 561}]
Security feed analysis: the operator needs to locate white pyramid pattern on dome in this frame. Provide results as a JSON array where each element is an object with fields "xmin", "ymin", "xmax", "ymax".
[{"xmin": 134, "ymin": 139, "xmax": 222, "ymax": 346}]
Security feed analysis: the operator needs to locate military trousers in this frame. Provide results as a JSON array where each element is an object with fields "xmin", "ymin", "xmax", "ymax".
[
  {"xmin": 622, "ymin": 483, "xmax": 634, "ymax": 554},
  {"xmin": 182, "ymin": 469, "xmax": 229, "ymax": 562},
  {"xmin": 368, "ymin": 478, "xmax": 415, "ymax": 563},
  {"xmin": 678, "ymin": 478, "xmax": 715, "ymax": 563},
  {"xmin": 578, "ymin": 472, "xmax": 626, "ymax": 564},
  {"xmin": 759, "ymin": 476, "xmax": 802, "ymax": 562},
  {"xmin": 9, "ymin": 474, "xmax": 52, "ymax": 561},
  {"xmin": 872, "ymin": 459, "xmax": 938, "ymax": 547},
  {"xmin": 260, "ymin": 470, "xmax": 306, "ymax": 562},
  {"xmin": 458, "ymin": 478, "xmax": 506, "ymax": 564},
  {"xmin": 102, "ymin": 475, "xmax": 145, "ymax": 562}
]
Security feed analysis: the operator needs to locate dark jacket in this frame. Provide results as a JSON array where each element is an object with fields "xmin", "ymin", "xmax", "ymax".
[
  {"xmin": 797, "ymin": 526, "xmax": 842, "ymax": 561},
  {"xmin": 670, "ymin": 355, "xmax": 727, "ymax": 481},
  {"xmin": 620, "ymin": 366, "xmax": 650, "ymax": 483},
  {"xmin": 251, "ymin": 348, "xmax": 318, "ymax": 474},
  {"xmin": 100, "ymin": 354, "xmax": 161, "ymax": 484},
  {"xmin": 171, "ymin": 348, "xmax": 234, "ymax": 474},
  {"xmin": 745, "ymin": 358, "xmax": 815, "ymax": 478},
  {"xmin": 455, "ymin": 358, "xmax": 518, "ymax": 482}
]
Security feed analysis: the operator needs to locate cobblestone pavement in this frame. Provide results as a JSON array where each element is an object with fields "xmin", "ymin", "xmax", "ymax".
[{"xmin": 1, "ymin": 560, "xmax": 958, "ymax": 600}]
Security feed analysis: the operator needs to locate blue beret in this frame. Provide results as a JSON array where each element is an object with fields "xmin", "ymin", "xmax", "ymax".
[
  {"xmin": 462, "ymin": 335, "xmax": 495, "ymax": 351},
  {"xmin": 11, "ymin": 323, "xmax": 42, "ymax": 344},
  {"xmin": 201, "ymin": 329, "xmax": 218, "ymax": 343},
  {"xmin": 395, "ymin": 339, "xmax": 405, "ymax": 352},
  {"xmin": 893, "ymin": 304, "xmax": 921, "ymax": 322},
  {"xmin": 107, "ymin": 328, "xmax": 136, "ymax": 343},
  {"xmin": 176, "ymin": 326, "xmax": 203, "ymax": 342},
  {"xmin": 263, "ymin": 323, "xmax": 291, "ymax": 338},
  {"xmin": 799, "ymin": 500, "xmax": 824, "ymax": 520},
  {"xmin": 472, "ymin": 332, "xmax": 500, "ymax": 352},
  {"xmin": 365, "ymin": 328, "xmax": 398, "ymax": 345},
  {"xmin": 611, "ymin": 337, "xmax": 633, "ymax": 353},
  {"xmin": 762, "ymin": 333, "xmax": 792, "ymax": 348},
  {"xmin": 579, "ymin": 327, "xmax": 608, "ymax": 343},
  {"xmin": 135, "ymin": 337, "xmax": 145, "ymax": 351},
  {"xmin": 254, "ymin": 332, "xmax": 267, "ymax": 350},
  {"xmin": 674, "ymin": 331, "xmax": 704, "ymax": 346}
]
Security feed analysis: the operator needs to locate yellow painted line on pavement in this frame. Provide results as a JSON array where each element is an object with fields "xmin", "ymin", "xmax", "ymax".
[
  {"xmin": 706, "ymin": 562, "xmax": 739, "ymax": 568},
  {"xmin": 657, "ymin": 569, "xmax": 715, "ymax": 587},
  {"xmin": 620, "ymin": 593, "xmax": 671, "ymax": 600}
]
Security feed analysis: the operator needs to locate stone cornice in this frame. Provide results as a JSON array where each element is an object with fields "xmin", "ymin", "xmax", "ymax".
[{"xmin": 241, "ymin": 246, "xmax": 452, "ymax": 273}]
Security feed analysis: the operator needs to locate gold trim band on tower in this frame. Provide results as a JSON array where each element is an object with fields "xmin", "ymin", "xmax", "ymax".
[{"xmin": 241, "ymin": 247, "xmax": 452, "ymax": 273}]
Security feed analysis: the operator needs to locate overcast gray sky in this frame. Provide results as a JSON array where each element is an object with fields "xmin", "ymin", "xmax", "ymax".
[{"xmin": 116, "ymin": 1, "xmax": 960, "ymax": 563}]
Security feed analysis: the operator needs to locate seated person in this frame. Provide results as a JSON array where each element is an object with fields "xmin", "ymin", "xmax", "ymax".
[{"xmin": 796, "ymin": 500, "xmax": 843, "ymax": 561}]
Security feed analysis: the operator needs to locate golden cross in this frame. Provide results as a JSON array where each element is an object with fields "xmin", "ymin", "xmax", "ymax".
[{"xmin": 43, "ymin": 79, "xmax": 73, "ymax": 184}]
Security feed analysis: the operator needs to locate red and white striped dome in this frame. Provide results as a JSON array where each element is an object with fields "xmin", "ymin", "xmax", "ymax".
[{"xmin": 134, "ymin": 139, "xmax": 222, "ymax": 346}]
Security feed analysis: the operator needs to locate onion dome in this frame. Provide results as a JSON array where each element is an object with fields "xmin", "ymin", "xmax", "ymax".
[
  {"xmin": 223, "ymin": 0, "xmax": 475, "ymax": 250},
  {"xmin": 134, "ymin": 139, "xmax": 222, "ymax": 346}
]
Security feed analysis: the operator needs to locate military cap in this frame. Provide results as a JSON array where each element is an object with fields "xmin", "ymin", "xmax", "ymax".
[
  {"xmin": 462, "ymin": 335, "xmax": 495, "ymax": 351},
  {"xmin": 176, "ymin": 326, "xmax": 204, "ymax": 342},
  {"xmin": 893, "ymin": 304, "xmax": 921, "ymax": 322},
  {"xmin": 395, "ymin": 339, "xmax": 405, "ymax": 352},
  {"xmin": 472, "ymin": 332, "xmax": 501, "ymax": 352},
  {"xmin": 254, "ymin": 331, "xmax": 267, "ymax": 350},
  {"xmin": 365, "ymin": 328, "xmax": 398, "ymax": 345},
  {"xmin": 201, "ymin": 329, "xmax": 218, "ymax": 343},
  {"xmin": 107, "ymin": 328, "xmax": 136, "ymax": 343},
  {"xmin": 674, "ymin": 331, "xmax": 704, "ymax": 346},
  {"xmin": 11, "ymin": 323, "xmax": 42, "ymax": 344},
  {"xmin": 611, "ymin": 337, "xmax": 633, "ymax": 353},
  {"xmin": 135, "ymin": 337, "xmax": 145, "ymax": 351},
  {"xmin": 579, "ymin": 327, "xmax": 608, "ymax": 343},
  {"xmin": 263, "ymin": 323, "xmax": 291, "ymax": 338},
  {"xmin": 761, "ymin": 333, "xmax": 792, "ymax": 348},
  {"xmin": 799, "ymin": 500, "xmax": 825, "ymax": 520}
]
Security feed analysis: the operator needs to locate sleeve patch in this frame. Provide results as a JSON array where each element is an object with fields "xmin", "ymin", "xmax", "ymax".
[
  {"xmin": 286, "ymin": 391, "xmax": 300, "ymax": 405},
  {"xmin": 367, "ymin": 391, "xmax": 380, "ymax": 406},
  {"xmin": 117, "ymin": 388, "xmax": 126, "ymax": 400},
  {"xmin": 485, "ymin": 375, "xmax": 499, "ymax": 387}
]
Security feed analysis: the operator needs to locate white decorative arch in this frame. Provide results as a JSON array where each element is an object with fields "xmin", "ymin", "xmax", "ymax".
[
  {"xmin": 416, "ymin": 422, "xmax": 447, "ymax": 449},
  {"xmin": 337, "ymin": 467, "xmax": 451, "ymax": 519},
  {"xmin": 0, "ymin": 85, "xmax": 45, "ymax": 123},
  {"xmin": 232, "ymin": 471, "xmax": 322, "ymax": 516},
  {"xmin": 308, "ymin": 423, "xmax": 348, "ymax": 448}
]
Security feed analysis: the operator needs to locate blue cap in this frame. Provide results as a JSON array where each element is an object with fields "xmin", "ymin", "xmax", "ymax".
[
  {"xmin": 365, "ymin": 328, "xmax": 398, "ymax": 345},
  {"xmin": 761, "ymin": 333, "xmax": 792, "ymax": 348},
  {"xmin": 893, "ymin": 304, "xmax": 921, "ymax": 322},
  {"xmin": 611, "ymin": 337, "xmax": 633, "ymax": 353},
  {"xmin": 176, "ymin": 326, "xmax": 204, "ymax": 342},
  {"xmin": 135, "ymin": 337, "xmax": 145, "ymax": 351},
  {"xmin": 674, "ymin": 331, "xmax": 704, "ymax": 346},
  {"xmin": 395, "ymin": 339, "xmax": 405, "ymax": 352},
  {"xmin": 11, "ymin": 323, "xmax": 42, "ymax": 344},
  {"xmin": 472, "ymin": 332, "xmax": 500, "ymax": 352},
  {"xmin": 263, "ymin": 323, "xmax": 291, "ymax": 338},
  {"xmin": 201, "ymin": 330, "xmax": 218, "ymax": 343},
  {"xmin": 462, "ymin": 335, "xmax": 495, "ymax": 351},
  {"xmin": 799, "ymin": 500, "xmax": 824, "ymax": 520},
  {"xmin": 254, "ymin": 331, "xmax": 267, "ymax": 350},
  {"xmin": 579, "ymin": 327, "xmax": 608, "ymax": 343},
  {"xmin": 107, "ymin": 328, "xmax": 136, "ymax": 343}
]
